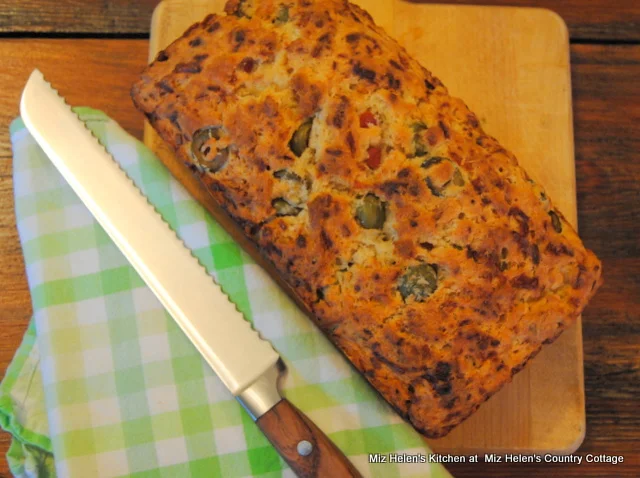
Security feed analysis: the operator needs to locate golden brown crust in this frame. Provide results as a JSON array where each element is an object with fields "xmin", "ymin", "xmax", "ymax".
[{"xmin": 131, "ymin": 0, "xmax": 602, "ymax": 438}]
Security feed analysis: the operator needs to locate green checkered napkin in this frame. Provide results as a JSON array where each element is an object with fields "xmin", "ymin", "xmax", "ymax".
[{"xmin": 1, "ymin": 108, "xmax": 451, "ymax": 477}]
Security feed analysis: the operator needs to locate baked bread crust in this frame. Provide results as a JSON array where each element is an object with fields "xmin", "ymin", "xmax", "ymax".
[{"xmin": 131, "ymin": 0, "xmax": 602, "ymax": 438}]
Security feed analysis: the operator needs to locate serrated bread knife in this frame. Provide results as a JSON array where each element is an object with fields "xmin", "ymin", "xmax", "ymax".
[{"xmin": 21, "ymin": 69, "xmax": 361, "ymax": 478}]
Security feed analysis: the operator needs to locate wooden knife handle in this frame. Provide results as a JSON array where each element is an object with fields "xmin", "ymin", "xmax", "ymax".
[{"xmin": 257, "ymin": 399, "xmax": 362, "ymax": 478}]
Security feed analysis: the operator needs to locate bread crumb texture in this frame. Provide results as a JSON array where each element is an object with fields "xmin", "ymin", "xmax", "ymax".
[{"xmin": 132, "ymin": 0, "xmax": 602, "ymax": 437}]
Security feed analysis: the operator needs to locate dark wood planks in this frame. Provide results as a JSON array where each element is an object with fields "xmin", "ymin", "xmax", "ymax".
[
  {"xmin": 0, "ymin": 39, "xmax": 149, "ymax": 476},
  {"xmin": 0, "ymin": 38, "xmax": 638, "ymax": 477},
  {"xmin": 572, "ymin": 44, "xmax": 640, "ymax": 259},
  {"xmin": 2, "ymin": 0, "xmax": 640, "ymax": 41},
  {"xmin": 0, "ymin": 39, "xmax": 148, "ymax": 158},
  {"xmin": 0, "ymin": 0, "xmax": 159, "ymax": 35},
  {"xmin": 0, "ymin": 38, "xmax": 148, "ymax": 371}
]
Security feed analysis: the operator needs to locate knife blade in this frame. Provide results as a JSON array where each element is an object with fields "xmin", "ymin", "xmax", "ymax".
[{"xmin": 20, "ymin": 69, "xmax": 361, "ymax": 478}]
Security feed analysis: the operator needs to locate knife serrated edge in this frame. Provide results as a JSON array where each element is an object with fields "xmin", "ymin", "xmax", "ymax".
[{"xmin": 20, "ymin": 70, "xmax": 281, "ymax": 410}]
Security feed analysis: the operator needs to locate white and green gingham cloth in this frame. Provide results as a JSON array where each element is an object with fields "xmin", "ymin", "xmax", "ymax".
[{"xmin": 1, "ymin": 108, "xmax": 451, "ymax": 478}]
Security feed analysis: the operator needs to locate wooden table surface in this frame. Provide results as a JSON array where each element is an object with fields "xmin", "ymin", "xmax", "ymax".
[{"xmin": 0, "ymin": 1, "xmax": 638, "ymax": 477}]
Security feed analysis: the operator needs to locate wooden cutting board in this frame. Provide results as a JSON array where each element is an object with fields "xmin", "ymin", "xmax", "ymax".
[{"xmin": 144, "ymin": 0, "xmax": 584, "ymax": 455}]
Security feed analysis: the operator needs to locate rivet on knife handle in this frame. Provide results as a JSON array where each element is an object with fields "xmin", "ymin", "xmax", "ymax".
[
  {"xmin": 237, "ymin": 365, "xmax": 361, "ymax": 477},
  {"xmin": 257, "ymin": 399, "xmax": 362, "ymax": 478}
]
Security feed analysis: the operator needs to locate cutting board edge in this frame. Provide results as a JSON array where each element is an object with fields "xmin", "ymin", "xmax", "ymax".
[
  {"xmin": 426, "ymin": 1, "xmax": 570, "ymax": 32},
  {"xmin": 430, "ymin": 433, "xmax": 586, "ymax": 457},
  {"xmin": 149, "ymin": 1, "xmax": 168, "ymax": 63},
  {"xmin": 147, "ymin": 1, "xmax": 572, "ymax": 53},
  {"xmin": 143, "ymin": 0, "xmax": 585, "ymax": 455}
]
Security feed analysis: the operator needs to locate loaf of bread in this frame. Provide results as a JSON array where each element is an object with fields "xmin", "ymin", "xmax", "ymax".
[{"xmin": 131, "ymin": 0, "xmax": 602, "ymax": 438}]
